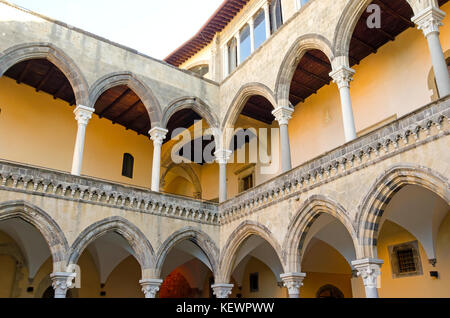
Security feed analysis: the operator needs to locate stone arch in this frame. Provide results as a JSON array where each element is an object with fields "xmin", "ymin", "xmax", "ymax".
[
  {"xmin": 283, "ymin": 195, "xmax": 359, "ymax": 273},
  {"xmin": 332, "ymin": 0, "xmax": 422, "ymax": 58},
  {"xmin": 0, "ymin": 42, "xmax": 89, "ymax": 105},
  {"xmin": 221, "ymin": 82, "xmax": 277, "ymax": 149},
  {"xmin": 160, "ymin": 162, "xmax": 202, "ymax": 198},
  {"xmin": 357, "ymin": 164, "xmax": 450, "ymax": 258},
  {"xmin": 218, "ymin": 220, "xmax": 285, "ymax": 283},
  {"xmin": 155, "ymin": 227, "xmax": 220, "ymax": 278},
  {"xmin": 67, "ymin": 216, "xmax": 155, "ymax": 278},
  {"xmin": 88, "ymin": 71, "xmax": 163, "ymax": 127},
  {"xmin": 162, "ymin": 96, "xmax": 220, "ymax": 140},
  {"xmin": 275, "ymin": 34, "xmax": 334, "ymax": 107},
  {"xmin": 0, "ymin": 201, "xmax": 69, "ymax": 272}
]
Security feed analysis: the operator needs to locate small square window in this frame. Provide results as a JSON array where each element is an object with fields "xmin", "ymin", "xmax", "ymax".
[
  {"xmin": 249, "ymin": 273, "xmax": 259, "ymax": 293},
  {"xmin": 388, "ymin": 241, "xmax": 423, "ymax": 278},
  {"xmin": 122, "ymin": 153, "xmax": 134, "ymax": 179},
  {"xmin": 242, "ymin": 174, "xmax": 253, "ymax": 191}
]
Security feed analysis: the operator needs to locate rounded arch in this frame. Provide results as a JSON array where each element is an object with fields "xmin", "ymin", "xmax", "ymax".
[
  {"xmin": 162, "ymin": 96, "xmax": 220, "ymax": 132},
  {"xmin": 275, "ymin": 34, "xmax": 334, "ymax": 107},
  {"xmin": 88, "ymin": 71, "xmax": 163, "ymax": 127},
  {"xmin": 218, "ymin": 220, "xmax": 285, "ymax": 283},
  {"xmin": 357, "ymin": 164, "xmax": 450, "ymax": 258},
  {"xmin": 155, "ymin": 227, "xmax": 220, "ymax": 278},
  {"xmin": 221, "ymin": 83, "xmax": 277, "ymax": 149},
  {"xmin": 0, "ymin": 200, "xmax": 69, "ymax": 272},
  {"xmin": 67, "ymin": 216, "xmax": 155, "ymax": 277},
  {"xmin": 161, "ymin": 162, "xmax": 202, "ymax": 197},
  {"xmin": 283, "ymin": 195, "xmax": 359, "ymax": 273},
  {"xmin": 0, "ymin": 42, "xmax": 89, "ymax": 105},
  {"xmin": 332, "ymin": 0, "xmax": 420, "ymax": 58}
]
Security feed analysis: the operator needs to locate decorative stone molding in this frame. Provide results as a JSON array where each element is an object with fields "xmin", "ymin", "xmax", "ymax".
[
  {"xmin": 140, "ymin": 279, "xmax": 163, "ymax": 298},
  {"xmin": 412, "ymin": 6, "xmax": 446, "ymax": 37},
  {"xmin": 352, "ymin": 258, "xmax": 383, "ymax": 290},
  {"xmin": 219, "ymin": 96, "xmax": 449, "ymax": 224},
  {"xmin": 50, "ymin": 272, "xmax": 76, "ymax": 298},
  {"xmin": 272, "ymin": 106, "xmax": 294, "ymax": 126},
  {"xmin": 149, "ymin": 127, "xmax": 168, "ymax": 146},
  {"xmin": 329, "ymin": 65, "xmax": 355, "ymax": 89},
  {"xmin": 211, "ymin": 283, "xmax": 234, "ymax": 298},
  {"xmin": 73, "ymin": 105, "xmax": 95, "ymax": 126},
  {"xmin": 214, "ymin": 149, "xmax": 232, "ymax": 165},
  {"xmin": 280, "ymin": 272, "xmax": 306, "ymax": 298},
  {"xmin": 0, "ymin": 161, "xmax": 218, "ymax": 225}
]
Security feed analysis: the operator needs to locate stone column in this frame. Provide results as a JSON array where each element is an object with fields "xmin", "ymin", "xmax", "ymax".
[
  {"xmin": 272, "ymin": 106, "xmax": 294, "ymax": 173},
  {"xmin": 330, "ymin": 66, "xmax": 357, "ymax": 142},
  {"xmin": 149, "ymin": 127, "xmax": 168, "ymax": 192},
  {"xmin": 235, "ymin": 33, "xmax": 241, "ymax": 66},
  {"xmin": 352, "ymin": 258, "xmax": 384, "ymax": 298},
  {"xmin": 223, "ymin": 45, "xmax": 229, "ymax": 78},
  {"xmin": 71, "ymin": 105, "xmax": 95, "ymax": 176},
  {"xmin": 264, "ymin": 1, "xmax": 271, "ymax": 40},
  {"xmin": 50, "ymin": 272, "xmax": 76, "ymax": 298},
  {"xmin": 140, "ymin": 279, "xmax": 163, "ymax": 298},
  {"xmin": 249, "ymin": 18, "xmax": 255, "ymax": 53},
  {"xmin": 211, "ymin": 283, "xmax": 234, "ymax": 299},
  {"xmin": 412, "ymin": 6, "xmax": 450, "ymax": 97},
  {"xmin": 280, "ymin": 272, "xmax": 306, "ymax": 298},
  {"xmin": 214, "ymin": 149, "xmax": 232, "ymax": 203}
]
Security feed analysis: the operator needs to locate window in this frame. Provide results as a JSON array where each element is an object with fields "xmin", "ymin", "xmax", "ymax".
[
  {"xmin": 228, "ymin": 38, "xmax": 238, "ymax": 74},
  {"xmin": 300, "ymin": 0, "xmax": 310, "ymax": 7},
  {"xmin": 240, "ymin": 25, "xmax": 251, "ymax": 64},
  {"xmin": 389, "ymin": 241, "xmax": 423, "ymax": 278},
  {"xmin": 270, "ymin": 0, "xmax": 283, "ymax": 33},
  {"xmin": 254, "ymin": 10, "xmax": 266, "ymax": 50},
  {"xmin": 122, "ymin": 153, "xmax": 134, "ymax": 179},
  {"xmin": 249, "ymin": 273, "xmax": 259, "ymax": 292},
  {"xmin": 242, "ymin": 174, "xmax": 253, "ymax": 192}
]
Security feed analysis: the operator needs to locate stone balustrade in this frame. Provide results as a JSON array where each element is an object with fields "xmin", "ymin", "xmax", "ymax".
[{"xmin": 0, "ymin": 161, "xmax": 219, "ymax": 225}]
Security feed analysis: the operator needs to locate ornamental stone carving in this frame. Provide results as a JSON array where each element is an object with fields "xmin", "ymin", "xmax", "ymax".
[
  {"xmin": 352, "ymin": 258, "xmax": 384, "ymax": 289},
  {"xmin": 272, "ymin": 106, "xmax": 294, "ymax": 126},
  {"xmin": 329, "ymin": 65, "xmax": 355, "ymax": 89},
  {"xmin": 412, "ymin": 6, "xmax": 446, "ymax": 37},
  {"xmin": 140, "ymin": 279, "xmax": 163, "ymax": 298},
  {"xmin": 211, "ymin": 283, "xmax": 234, "ymax": 298},
  {"xmin": 74, "ymin": 105, "xmax": 95, "ymax": 126},
  {"xmin": 149, "ymin": 127, "xmax": 168, "ymax": 146},
  {"xmin": 280, "ymin": 272, "xmax": 306, "ymax": 298},
  {"xmin": 50, "ymin": 272, "xmax": 76, "ymax": 298}
]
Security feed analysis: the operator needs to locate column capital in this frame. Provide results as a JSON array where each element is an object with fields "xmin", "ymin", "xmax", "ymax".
[
  {"xmin": 74, "ymin": 105, "xmax": 95, "ymax": 126},
  {"xmin": 211, "ymin": 283, "xmax": 234, "ymax": 298},
  {"xmin": 139, "ymin": 279, "xmax": 163, "ymax": 298},
  {"xmin": 412, "ymin": 6, "xmax": 446, "ymax": 37},
  {"xmin": 50, "ymin": 272, "xmax": 76, "ymax": 298},
  {"xmin": 272, "ymin": 106, "xmax": 294, "ymax": 125},
  {"xmin": 149, "ymin": 127, "xmax": 168, "ymax": 146},
  {"xmin": 280, "ymin": 272, "xmax": 306, "ymax": 297},
  {"xmin": 214, "ymin": 149, "xmax": 232, "ymax": 165},
  {"xmin": 330, "ymin": 65, "xmax": 356, "ymax": 89},
  {"xmin": 351, "ymin": 258, "xmax": 383, "ymax": 289}
]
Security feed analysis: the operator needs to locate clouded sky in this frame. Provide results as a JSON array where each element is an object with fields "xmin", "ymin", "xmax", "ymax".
[{"xmin": 10, "ymin": 0, "xmax": 224, "ymax": 60}]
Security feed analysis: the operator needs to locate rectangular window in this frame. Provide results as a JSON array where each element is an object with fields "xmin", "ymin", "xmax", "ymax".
[
  {"xmin": 240, "ymin": 25, "xmax": 251, "ymax": 64},
  {"xmin": 242, "ymin": 174, "xmax": 253, "ymax": 191},
  {"xmin": 388, "ymin": 241, "xmax": 423, "ymax": 278},
  {"xmin": 254, "ymin": 10, "xmax": 266, "ymax": 50},
  {"xmin": 397, "ymin": 249, "xmax": 416, "ymax": 273},
  {"xmin": 249, "ymin": 273, "xmax": 259, "ymax": 293},
  {"xmin": 122, "ymin": 153, "xmax": 134, "ymax": 179}
]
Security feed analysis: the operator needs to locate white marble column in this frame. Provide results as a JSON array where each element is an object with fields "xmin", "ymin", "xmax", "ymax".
[
  {"xmin": 235, "ymin": 33, "xmax": 241, "ymax": 66},
  {"xmin": 211, "ymin": 283, "xmax": 234, "ymax": 298},
  {"xmin": 249, "ymin": 18, "xmax": 255, "ymax": 53},
  {"xmin": 352, "ymin": 258, "xmax": 384, "ymax": 298},
  {"xmin": 272, "ymin": 106, "xmax": 294, "ymax": 173},
  {"xmin": 149, "ymin": 127, "xmax": 168, "ymax": 192},
  {"xmin": 280, "ymin": 272, "xmax": 306, "ymax": 298},
  {"xmin": 214, "ymin": 149, "xmax": 232, "ymax": 203},
  {"xmin": 412, "ymin": 6, "xmax": 450, "ymax": 97},
  {"xmin": 140, "ymin": 279, "xmax": 163, "ymax": 298},
  {"xmin": 330, "ymin": 66, "xmax": 358, "ymax": 142},
  {"xmin": 50, "ymin": 272, "xmax": 76, "ymax": 298},
  {"xmin": 263, "ymin": 1, "xmax": 271, "ymax": 40},
  {"xmin": 71, "ymin": 105, "xmax": 95, "ymax": 176}
]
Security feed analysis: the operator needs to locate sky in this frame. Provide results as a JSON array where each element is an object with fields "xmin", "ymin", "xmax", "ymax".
[{"xmin": 10, "ymin": 0, "xmax": 224, "ymax": 60}]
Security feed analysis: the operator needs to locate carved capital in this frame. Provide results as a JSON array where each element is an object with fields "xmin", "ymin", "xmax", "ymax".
[
  {"xmin": 412, "ymin": 6, "xmax": 446, "ymax": 37},
  {"xmin": 74, "ymin": 105, "xmax": 95, "ymax": 126},
  {"xmin": 50, "ymin": 272, "xmax": 76, "ymax": 298},
  {"xmin": 352, "ymin": 258, "xmax": 384, "ymax": 289},
  {"xmin": 280, "ymin": 272, "xmax": 306, "ymax": 297},
  {"xmin": 211, "ymin": 283, "xmax": 234, "ymax": 298},
  {"xmin": 330, "ymin": 66, "xmax": 355, "ymax": 89},
  {"xmin": 214, "ymin": 149, "xmax": 232, "ymax": 165},
  {"xmin": 272, "ymin": 106, "xmax": 294, "ymax": 126},
  {"xmin": 140, "ymin": 279, "xmax": 163, "ymax": 298},
  {"xmin": 149, "ymin": 127, "xmax": 168, "ymax": 147}
]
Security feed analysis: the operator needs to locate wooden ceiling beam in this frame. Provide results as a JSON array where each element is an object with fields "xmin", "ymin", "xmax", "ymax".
[
  {"xmin": 16, "ymin": 61, "xmax": 31, "ymax": 84},
  {"xmin": 99, "ymin": 88, "xmax": 132, "ymax": 118},
  {"xmin": 35, "ymin": 65, "xmax": 55, "ymax": 92}
]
